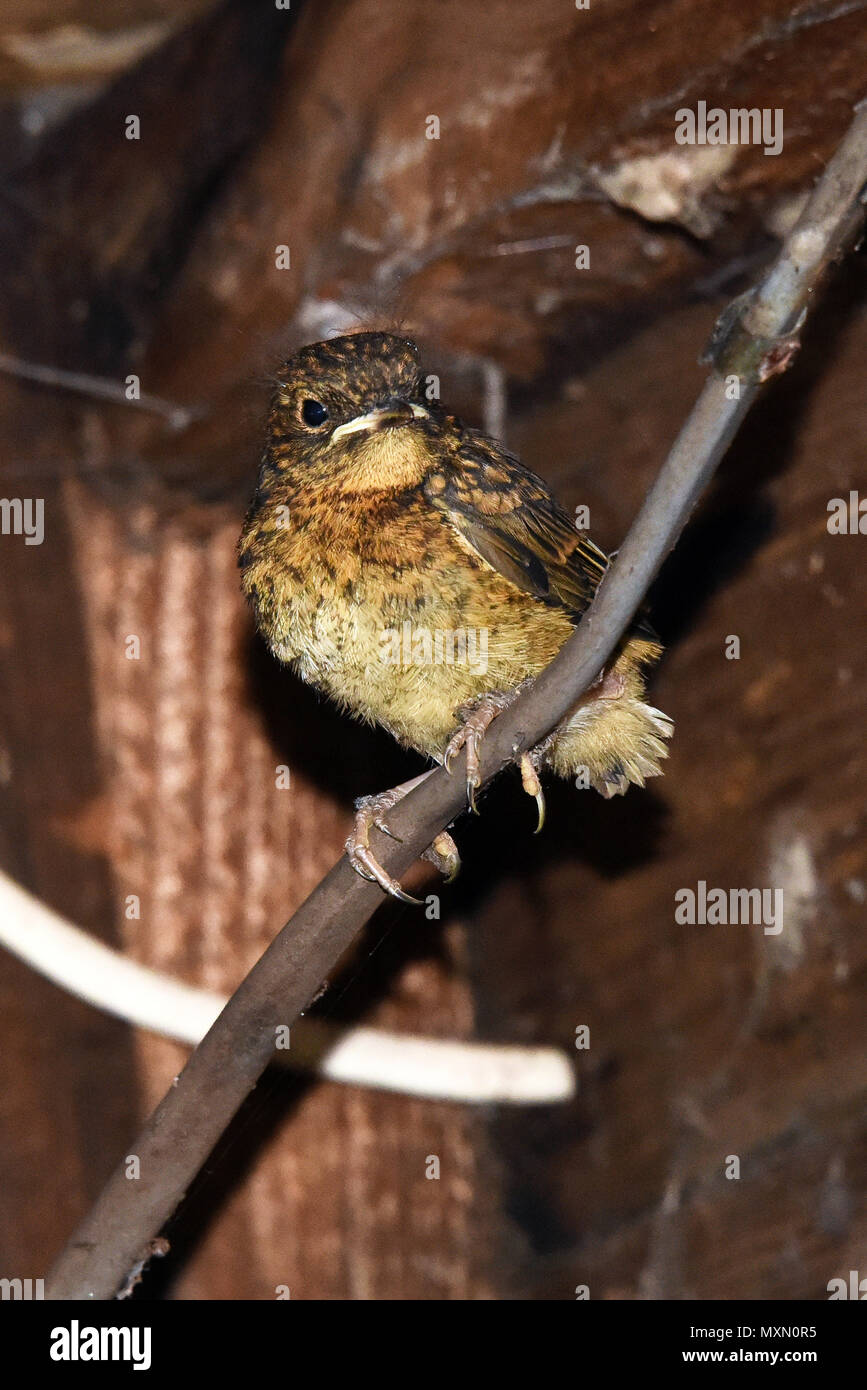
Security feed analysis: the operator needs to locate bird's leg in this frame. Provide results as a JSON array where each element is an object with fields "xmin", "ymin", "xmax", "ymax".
[
  {"xmin": 589, "ymin": 666, "xmax": 627, "ymax": 700},
  {"xmin": 443, "ymin": 692, "xmax": 514, "ymax": 812},
  {"xmin": 443, "ymin": 680, "xmax": 535, "ymax": 812},
  {"xmin": 346, "ymin": 770, "xmax": 460, "ymax": 904}
]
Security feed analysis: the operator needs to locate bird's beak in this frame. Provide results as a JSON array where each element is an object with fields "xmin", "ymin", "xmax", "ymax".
[{"xmin": 330, "ymin": 400, "xmax": 429, "ymax": 443}]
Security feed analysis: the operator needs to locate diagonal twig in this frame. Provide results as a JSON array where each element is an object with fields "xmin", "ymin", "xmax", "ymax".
[
  {"xmin": 0, "ymin": 352, "xmax": 200, "ymax": 431},
  {"xmin": 45, "ymin": 98, "xmax": 867, "ymax": 1300}
]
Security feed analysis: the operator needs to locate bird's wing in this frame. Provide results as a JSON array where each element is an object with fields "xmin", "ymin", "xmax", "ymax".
[{"xmin": 423, "ymin": 431, "xmax": 610, "ymax": 621}]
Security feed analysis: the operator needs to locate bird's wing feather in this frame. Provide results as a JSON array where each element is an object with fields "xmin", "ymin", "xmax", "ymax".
[{"xmin": 423, "ymin": 431, "xmax": 610, "ymax": 621}]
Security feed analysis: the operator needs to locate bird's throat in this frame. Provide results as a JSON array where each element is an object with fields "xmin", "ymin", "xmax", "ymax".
[{"xmin": 337, "ymin": 426, "xmax": 433, "ymax": 492}]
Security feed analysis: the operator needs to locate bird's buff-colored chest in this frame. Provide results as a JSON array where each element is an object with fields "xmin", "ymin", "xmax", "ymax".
[{"xmin": 239, "ymin": 477, "xmax": 570, "ymax": 757}]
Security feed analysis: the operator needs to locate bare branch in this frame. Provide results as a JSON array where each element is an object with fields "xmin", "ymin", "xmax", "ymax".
[
  {"xmin": 45, "ymin": 98, "xmax": 867, "ymax": 1301},
  {"xmin": 0, "ymin": 352, "xmax": 199, "ymax": 430}
]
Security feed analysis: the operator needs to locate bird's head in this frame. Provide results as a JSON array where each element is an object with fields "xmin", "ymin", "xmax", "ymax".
[{"xmin": 266, "ymin": 332, "xmax": 439, "ymax": 490}]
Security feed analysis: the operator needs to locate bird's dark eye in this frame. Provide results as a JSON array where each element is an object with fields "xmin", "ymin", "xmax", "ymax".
[{"xmin": 301, "ymin": 399, "xmax": 329, "ymax": 428}]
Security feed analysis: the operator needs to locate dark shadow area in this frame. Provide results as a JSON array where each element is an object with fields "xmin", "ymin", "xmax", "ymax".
[
  {"xmin": 476, "ymin": 252, "xmax": 867, "ymax": 1268},
  {"xmin": 648, "ymin": 252, "xmax": 867, "ymax": 648},
  {"xmin": 0, "ymin": 0, "xmax": 294, "ymax": 371}
]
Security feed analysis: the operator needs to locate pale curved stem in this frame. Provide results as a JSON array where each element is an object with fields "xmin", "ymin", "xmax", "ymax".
[{"xmin": 0, "ymin": 869, "xmax": 574, "ymax": 1105}]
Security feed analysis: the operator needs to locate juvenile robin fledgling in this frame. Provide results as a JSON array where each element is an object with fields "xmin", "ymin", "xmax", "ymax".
[{"xmin": 239, "ymin": 332, "xmax": 672, "ymax": 902}]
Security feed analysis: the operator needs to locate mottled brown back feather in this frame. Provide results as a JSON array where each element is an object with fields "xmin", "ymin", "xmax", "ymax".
[{"xmin": 424, "ymin": 429, "xmax": 610, "ymax": 621}]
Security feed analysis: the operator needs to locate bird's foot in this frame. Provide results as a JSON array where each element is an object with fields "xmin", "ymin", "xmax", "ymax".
[
  {"xmin": 443, "ymin": 684, "xmax": 531, "ymax": 811},
  {"xmin": 346, "ymin": 774, "xmax": 460, "ymax": 903}
]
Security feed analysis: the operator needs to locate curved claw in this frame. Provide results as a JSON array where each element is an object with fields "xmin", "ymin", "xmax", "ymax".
[
  {"xmin": 373, "ymin": 817, "xmax": 403, "ymax": 843},
  {"xmin": 520, "ymin": 753, "xmax": 546, "ymax": 834},
  {"xmin": 347, "ymin": 787, "xmax": 425, "ymax": 904},
  {"xmin": 348, "ymin": 842, "xmax": 423, "ymax": 905},
  {"xmin": 443, "ymin": 692, "xmax": 517, "ymax": 809},
  {"xmin": 423, "ymin": 830, "xmax": 461, "ymax": 883}
]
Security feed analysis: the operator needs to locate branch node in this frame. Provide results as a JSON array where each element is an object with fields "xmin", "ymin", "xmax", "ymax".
[{"xmin": 700, "ymin": 289, "xmax": 805, "ymax": 381}]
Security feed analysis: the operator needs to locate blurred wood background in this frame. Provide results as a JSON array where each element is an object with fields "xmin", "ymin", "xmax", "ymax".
[{"xmin": 0, "ymin": 0, "xmax": 865, "ymax": 1298}]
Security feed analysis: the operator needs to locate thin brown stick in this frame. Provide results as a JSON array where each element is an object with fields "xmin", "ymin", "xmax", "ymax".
[
  {"xmin": 0, "ymin": 352, "xmax": 198, "ymax": 430},
  {"xmin": 45, "ymin": 98, "xmax": 867, "ymax": 1300}
]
